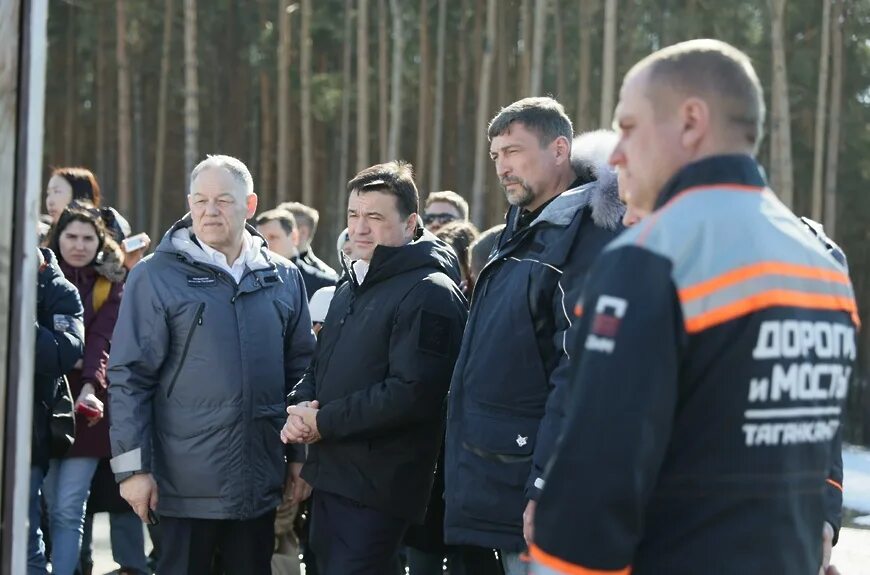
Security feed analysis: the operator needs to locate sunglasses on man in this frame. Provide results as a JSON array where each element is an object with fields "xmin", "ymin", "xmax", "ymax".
[{"xmin": 423, "ymin": 212, "xmax": 458, "ymax": 226}]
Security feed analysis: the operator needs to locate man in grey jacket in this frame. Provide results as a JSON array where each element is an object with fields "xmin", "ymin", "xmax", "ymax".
[{"xmin": 108, "ymin": 155, "xmax": 316, "ymax": 574}]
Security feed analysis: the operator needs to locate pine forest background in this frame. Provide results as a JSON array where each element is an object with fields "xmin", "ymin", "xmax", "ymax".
[{"xmin": 42, "ymin": 0, "xmax": 870, "ymax": 443}]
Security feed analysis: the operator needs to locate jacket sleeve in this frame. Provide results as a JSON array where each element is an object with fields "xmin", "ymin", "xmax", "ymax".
[
  {"xmin": 824, "ymin": 425, "xmax": 844, "ymax": 545},
  {"xmin": 527, "ymin": 224, "xmax": 617, "ymax": 499},
  {"xmin": 35, "ymin": 262, "xmax": 85, "ymax": 379},
  {"xmin": 531, "ymin": 245, "xmax": 681, "ymax": 574},
  {"xmin": 81, "ymin": 281, "xmax": 123, "ymax": 397},
  {"xmin": 282, "ymin": 268, "xmax": 316, "ymax": 462},
  {"xmin": 108, "ymin": 264, "xmax": 170, "ymax": 482},
  {"xmin": 315, "ymin": 280, "xmax": 467, "ymax": 440}
]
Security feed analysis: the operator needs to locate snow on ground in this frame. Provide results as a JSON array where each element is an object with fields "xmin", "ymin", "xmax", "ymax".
[{"xmin": 843, "ymin": 443, "xmax": 870, "ymax": 524}]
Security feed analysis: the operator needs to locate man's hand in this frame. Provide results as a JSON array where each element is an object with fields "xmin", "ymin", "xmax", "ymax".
[
  {"xmin": 523, "ymin": 499, "xmax": 536, "ymax": 546},
  {"xmin": 819, "ymin": 521, "xmax": 838, "ymax": 575},
  {"xmin": 286, "ymin": 462, "xmax": 312, "ymax": 505},
  {"xmin": 120, "ymin": 473, "xmax": 159, "ymax": 524},
  {"xmin": 287, "ymin": 404, "xmax": 321, "ymax": 444}
]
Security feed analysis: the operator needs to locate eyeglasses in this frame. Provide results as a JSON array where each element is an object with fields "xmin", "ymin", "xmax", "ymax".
[{"xmin": 423, "ymin": 213, "xmax": 458, "ymax": 226}]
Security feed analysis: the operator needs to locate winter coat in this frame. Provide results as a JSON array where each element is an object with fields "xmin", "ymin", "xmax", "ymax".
[
  {"xmin": 33, "ymin": 248, "xmax": 85, "ymax": 470},
  {"xmin": 444, "ymin": 133, "xmax": 624, "ymax": 551},
  {"xmin": 530, "ymin": 155, "xmax": 859, "ymax": 575},
  {"xmin": 59, "ymin": 240, "xmax": 125, "ymax": 459},
  {"xmin": 108, "ymin": 217, "xmax": 316, "ymax": 520},
  {"xmin": 290, "ymin": 229, "xmax": 468, "ymax": 524},
  {"xmin": 300, "ymin": 248, "xmax": 337, "ymax": 278}
]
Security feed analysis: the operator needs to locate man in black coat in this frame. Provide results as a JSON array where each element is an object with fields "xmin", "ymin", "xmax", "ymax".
[
  {"xmin": 30, "ymin": 247, "xmax": 85, "ymax": 572},
  {"xmin": 282, "ymin": 161, "xmax": 468, "ymax": 575},
  {"xmin": 443, "ymin": 98, "xmax": 625, "ymax": 574}
]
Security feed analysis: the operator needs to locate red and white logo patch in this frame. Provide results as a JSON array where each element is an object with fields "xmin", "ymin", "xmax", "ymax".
[{"xmin": 585, "ymin": 295, "xmax": 628, "ymax": 354}]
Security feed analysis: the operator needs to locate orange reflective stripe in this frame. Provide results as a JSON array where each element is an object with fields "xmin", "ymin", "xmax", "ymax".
[
  {"xmin": 529, "ymin": 544, "xmax": 632, "ymax": 575},
  {"xmin": 684, "ymin": 289, "xmax": 860, "ymax": 334},
  {"xmin": 574, "ymin": 304, "xmax": 583, "ymax": 318},
  {"xmin": 679, "ymin": 261, "xmax": 852, "ymax": 303},
  {"xmin": 826, "ymin": 478, "xmax": 844, "ymax": 492}
]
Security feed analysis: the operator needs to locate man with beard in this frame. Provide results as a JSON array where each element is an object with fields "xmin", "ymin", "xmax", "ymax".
[{"xmin": 443, "ymin": 97, "xmax": 624, "ymax": 574}]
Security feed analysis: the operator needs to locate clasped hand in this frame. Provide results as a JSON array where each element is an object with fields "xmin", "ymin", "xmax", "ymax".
[{"xmin": 280, "ymin": 400, "xmax": 321, "ymax": 444}]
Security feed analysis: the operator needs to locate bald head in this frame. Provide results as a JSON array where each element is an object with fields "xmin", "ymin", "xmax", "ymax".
[{"xmin": 626, "ymin": 39, "xmax": 764, "ymax": 154}]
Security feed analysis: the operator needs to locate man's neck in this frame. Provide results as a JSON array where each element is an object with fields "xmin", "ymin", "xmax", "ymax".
[{"xmin": 524, "ymin": 169, "xmax": 577, "ymax": 213}]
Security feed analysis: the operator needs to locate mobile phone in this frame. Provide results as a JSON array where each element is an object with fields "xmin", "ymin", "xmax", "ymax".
[
  {"xmin": 122, "ymin": 232, "xmax": 149, "ymax": 253},
  {"xmin": 76, "ymin": 401, "xmax": 101, "ymax": 418}
]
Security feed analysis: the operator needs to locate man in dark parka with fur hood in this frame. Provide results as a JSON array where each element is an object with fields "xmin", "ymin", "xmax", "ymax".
[{"xmin": 443, "ymin": 98, "xmax": 624, "ymax": 572}]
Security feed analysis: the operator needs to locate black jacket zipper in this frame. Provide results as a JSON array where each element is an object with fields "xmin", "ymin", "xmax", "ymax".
[{"xmin": 166, "ymin": 302, "xmax": 205, "ymax": 398}]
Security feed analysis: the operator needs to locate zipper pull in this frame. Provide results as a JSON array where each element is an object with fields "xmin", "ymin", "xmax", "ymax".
[{"xmin": 198, "ymin": 316, "xmax": 203, "ymax": 326}]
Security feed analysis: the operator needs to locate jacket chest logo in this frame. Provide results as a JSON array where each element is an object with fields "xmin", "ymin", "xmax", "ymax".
[
  {"xmin": 188, "ymin": 275, "xmax": 216, "ymax": 287},
  {"xmin": 516, "ymin": 435, "xmax": 528, "ymax": 447}
]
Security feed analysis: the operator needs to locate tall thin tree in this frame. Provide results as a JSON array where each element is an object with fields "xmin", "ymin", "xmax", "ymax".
[
  {"xmin": 339, "ymin": 1, "xmax": 353, "ymax": 188},
  {"xmin": 429, "ymin": 0, "xmax": 447, "ymax": 193},
  {"xmin": 811, "ymin": 0, "xmax": 832, "ymax": 222},
  {"xmin": 416, "ymin": 0, "xmax": 430, "ymax": 185},
  {"xmin": 576, "ymin": 0, "xmax": 594, "ymax": 131},
  {"xmin": 357, "ymin": 0, "xmax": 370, "ymax": 171},
  {"xmin": 64, "ymin": 3, "xmax": 76, "ymax": 165},
  {"xmin": 116, "ymin": 0, "xmax": 133, "ymax": 214},
  {"xmin": 258, "ymin": 3, "xmax": 275, "ymax": 207},
  {"xmin": 471, "ymin": 0, "xmax": 497, "ymax": 226},
  {"xmin": 769, "ymin": 0, "xmax": 794, "ymax": 207},
  {"xmin": 454, "ymin": 0, "xmax": 470, "ymax": 190},
  {"xmin": 554, "ymin": 0, "xmax": 566, "ymax": 100},
  {"xmin": 824, "ymin": 0, "xmax": 844, "ymax": 236},
  {"xmin": 387, "ymin": 0, "xmax": 404, "ymax": 161},
  {"xmin": 378, "ymin": 0, "xmax": 389, "ymax": 161},
  {"xmin": 151, "ymin": 0, "xmax": 175, "ymax": 241},
  {"xmin": 529, "ymin": 0, "xmax": 548, "ymax": 95},
  {"xmin": 184, "ymin": 0, "xmax": 199, "ymax": 180},
  {"xmin": 600, "ymin": 0, "xmax": 617, "ymax": 128},
  {"xmin": 519, "ymin": 0, "xmax": 531, "ymax": 96},
  {"xmin": 301, "ymin": 0, "xmax": 314, "ymax": 204},
  {"xmin": 276, "ymin": 0, "xmax": 296, "ymax": 202}
]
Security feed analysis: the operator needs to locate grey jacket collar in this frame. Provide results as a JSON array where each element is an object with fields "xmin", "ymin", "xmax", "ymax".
[
  {"xmin": 529, "ymin": 130, "xmax": 623, "ymax": 231},
  {"xmin": 160, "ymin": 216, "xmax": 274, "ymax": 273}
]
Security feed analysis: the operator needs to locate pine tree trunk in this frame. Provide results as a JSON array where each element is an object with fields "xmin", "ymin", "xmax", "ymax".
[
  {"xmin": 301, "ymin": 0, "xmax": 314, "ymax": 203},
  {"xmin": 600, "ymin": 0, "xmax": 617, "ymax": 128},
  {"xmin": 811, "ymin": 0, "xmax": 831, "ymax": 222},
  {"xmin": 519, "ymin": 0, "xmax": 531, "ymax": 97},
  {"xmin": 378, "ymin": 0, "xmax": 389, "ymax": 161},
  {"xmin": 824, "ymin": 0, "xmax": 844, "ymax": 236},
  {"xmin": 529, "ymin": 0, "xmax": 547, "ymax": 95},
  {"xmin": 471, "ymin": 0, "xmax": 497, "ymax": 226},
  {"xmin": 416, "ymin": 0, "xmax": 430, "ymax": 185},
  {"xmin": 387, "ymin": 0, "xmax": 404, "ymax": 161},
  {"xmin": 65, "ymin": 3, "xmax": 76, "ymax": 165},
  {"xmin": 258, "ymin": 3, "xmax": 274, "ymax": 207},
  {"xmin": 554, "ymin": 0, "xmax": 566, "ymax": 100},
  {"xmin": 339, "ymin": 1, "xmax": 353, "ymax": 189},
  {"xmin": 769, "ymin": 0, "xmax": 794, "ymax": 207},
  {"xmin": 576, "ymin": 0, "xmax": 594, "ymax": 131},
  {"xmin": 184, "ymin": 0, "xmax": 199, "ymax": 180},
  {"xmin": 277, "ymin": 0, "xmax": 294, "ymax": 202},
  {"xmin": 357, "ymin": 0, "xmax": 370, "ymax": 171},
  {"xmin": 454, "ymin": 0, "xmax": 469, "ymax": 191},
  {"xmin": 151, "ymin": 0, "xmax": 174, "ymax": 240},
  {"xmin": 429, "ymin": 0, "xmax": 447, "ymax": 194},
  {"xmin": 116, "ymin": 0, "xmax": 133, "ymax": 214},
  {"xmin": 96, "ymin": 11, "xmax": 108, "ymax": 184}
]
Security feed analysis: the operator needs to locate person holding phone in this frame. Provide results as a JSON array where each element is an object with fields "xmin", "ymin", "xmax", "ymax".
[{"xmin": 38, "ymin": 204, "xmax": 127, "ymax": 575}]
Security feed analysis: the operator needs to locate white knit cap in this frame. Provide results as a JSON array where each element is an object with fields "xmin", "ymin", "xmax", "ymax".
[{"xmin": 309, "ymin": 286, "xmax": 336, "ymax": 324}]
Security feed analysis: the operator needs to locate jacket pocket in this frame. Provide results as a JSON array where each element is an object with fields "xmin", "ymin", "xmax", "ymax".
[
  {"xmin": 253, "ymin": 402, "xmax": 289, "ymax": 495},
  {"xmin": 456, "ymin": 410, "xmax": 538, "ymax": 528},
  {"xmin": 166, "ymin": 302, "xmax": 205, "ymax": 399}
]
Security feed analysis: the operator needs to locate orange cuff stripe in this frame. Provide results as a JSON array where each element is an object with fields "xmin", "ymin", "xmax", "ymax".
[
  {"xmin": 826, "ymin": 478, "xmax": 844, "ymax": 492},
  {"xmin": 529, "ymin": 544, "xmax": 631, "ymax": 575},
  {"xmin": 684, "ymin": 290, "xmax": 860, "ymax": 334},
  {"xmin": 679, "ymin": 261, "xmax": 852, "ymax": 303},
  {"xmin": 574, "ymin": 304, "xmax": 583, "ymax": 318}
]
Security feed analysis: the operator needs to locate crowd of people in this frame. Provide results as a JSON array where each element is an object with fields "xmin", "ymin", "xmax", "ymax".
[{"xmin": 28, "ymin": 39, "xmax": 855, "ymax": 575}]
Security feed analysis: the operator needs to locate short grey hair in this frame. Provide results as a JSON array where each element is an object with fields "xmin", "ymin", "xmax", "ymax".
[
  {"xmin": 189, "ymin": 155, "xmax": 255, "ymax": 196},
  {"xmin": 487, "ymin": 97, "xmax": 574, "ymax": 146}
]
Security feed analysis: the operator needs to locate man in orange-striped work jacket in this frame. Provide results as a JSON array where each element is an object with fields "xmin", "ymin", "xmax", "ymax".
[{"xmin": 530, "ymin": 39, "xmax": 859, "ymax": 575}]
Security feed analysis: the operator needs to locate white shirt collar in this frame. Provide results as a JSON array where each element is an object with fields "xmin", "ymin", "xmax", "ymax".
[
  {"xmin": 352, "ymin": 259, "xmax": 370, "ymax": 285},
  {"xmin": 197, "ymin": 232, "xmax": 252, "ymax": 283}
]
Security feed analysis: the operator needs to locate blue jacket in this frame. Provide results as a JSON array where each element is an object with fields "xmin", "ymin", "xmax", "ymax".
[
  {"xmin": 109, "ymin": 218, "xmax": 316, "ymax": 520},
  {"xmin": 444, "ymin": 138, "xmax": 624, "ymax": 551},
  {"xmin": 530, "ymin": 155, "xmax": 859, "ymax": 575}
]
